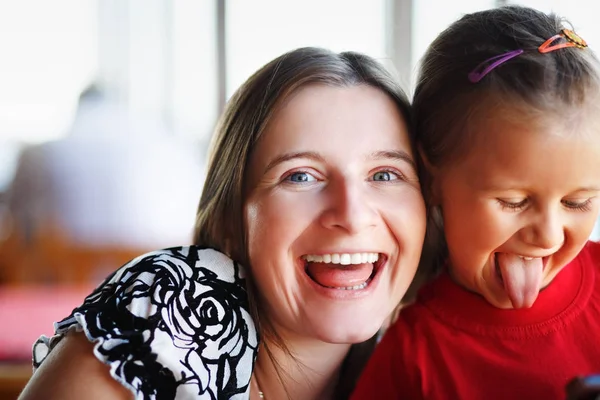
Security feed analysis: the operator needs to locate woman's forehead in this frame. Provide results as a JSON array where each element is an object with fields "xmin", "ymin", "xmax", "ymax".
[{"xmin": 250, "ymin": 84, "xmax": 412, "ymax": 166}]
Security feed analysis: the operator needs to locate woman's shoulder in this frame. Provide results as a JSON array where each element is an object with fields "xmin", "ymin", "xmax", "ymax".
[
  {"xmin": 21, "ymin": 331, "xmax": 133, "ymax": 400},
  {"xmin": 50, "ymin": 246, "xmax": 253, "ymax": 333},
  {"xmin": 31, "ymin": 246, "xmax": 259, "ymax": 400},
  {"xmin": 102, "ymin": 246, "xmax": 248, "ymax": 293}
]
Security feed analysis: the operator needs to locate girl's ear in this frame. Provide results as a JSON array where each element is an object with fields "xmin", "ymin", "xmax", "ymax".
[{"xmin": 417, "ymin": 146, "xmax": 440, "ymax": 206}]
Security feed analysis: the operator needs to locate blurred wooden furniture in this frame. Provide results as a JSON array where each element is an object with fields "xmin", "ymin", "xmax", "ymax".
[
  {"xmin": 0, "ymin": 363, "xmax": 30, "ymax": 400},
  {"xmin": 0, "ymin": 216, "xmax": 148, "ymax": 398},
  {"xmin": 0, "ymin": 220, "xmax": 147, "ymax": 285}
]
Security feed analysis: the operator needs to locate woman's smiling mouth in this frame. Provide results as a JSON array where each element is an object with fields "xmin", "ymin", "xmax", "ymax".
[{"xmin": 302, "ymin": 252, "xmax": 385, "ymax": 290}]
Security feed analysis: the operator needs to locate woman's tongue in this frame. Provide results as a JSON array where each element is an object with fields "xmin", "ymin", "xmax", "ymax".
[
  {"xmin": 496, "ymin": 253, "xmax": 543, "ymax": 308},
  {"xmin": 307, "ymin": 262, "xmax": 373, "ymax": 289}
]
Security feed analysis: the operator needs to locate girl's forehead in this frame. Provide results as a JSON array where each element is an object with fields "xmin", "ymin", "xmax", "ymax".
[
  {"xmin": 433, "ymin": 97, "xmax": 600, "ymax": 184},
  {"xmin": 480, "ymin": 104, "xmax": 600, "ymax": 138},
  {"xmin": 439, "ymin": 114, "xmax": 600, "ymax": 199},
  {"xmin": 459, "ymin": 88, "xmax": 599, "ymax": 138}
]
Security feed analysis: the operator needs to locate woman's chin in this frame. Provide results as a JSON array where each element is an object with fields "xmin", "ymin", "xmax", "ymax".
[{"xmin": 307, "ymin": 314, "xmax": 383, "ymax": 344}]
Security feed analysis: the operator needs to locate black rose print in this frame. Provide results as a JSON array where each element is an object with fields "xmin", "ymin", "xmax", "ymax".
[{"xmin": 33, "ymin": 247, "xmax": 258, "ymax": 400}]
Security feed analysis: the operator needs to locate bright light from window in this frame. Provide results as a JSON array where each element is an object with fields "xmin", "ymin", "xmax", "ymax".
[
  {"xmin": 0, "ymin": 0, "xmax": 97, "ymax": 143},
  {"xmin": 507, "ymin": 0, "xmax": 597, "ymax": 47},
  {"xmin": 226, "ymin": 0, "xmax": 387, "ymax": 98}
]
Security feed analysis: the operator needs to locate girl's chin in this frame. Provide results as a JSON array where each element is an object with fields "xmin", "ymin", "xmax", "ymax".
[
  {"xmin": 486, "ymin": 297, "xmax": 516, "ymax": 309},
  {"xmin": 480, "ymin": 288, "xmax": 516, "ymax": 309}
]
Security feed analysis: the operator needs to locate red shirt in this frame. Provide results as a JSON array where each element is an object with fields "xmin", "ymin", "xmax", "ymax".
[{"xmin": 352, "ymin": 241, "xmax": 600, "ymax": 400}]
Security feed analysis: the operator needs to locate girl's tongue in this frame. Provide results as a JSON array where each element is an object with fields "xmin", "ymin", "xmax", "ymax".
[
  {"xmin": 307, "ymin": 262, "xmax": 373, "ymax": 288},
  {"xmin": 496, "ymin": 253, "xmax": 543, "ymax": 308}
]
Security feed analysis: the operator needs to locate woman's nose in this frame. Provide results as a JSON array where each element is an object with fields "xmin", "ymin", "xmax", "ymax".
[{"xmin": 319, "ymin": 180, "xmax": 377, "ymax": 234}]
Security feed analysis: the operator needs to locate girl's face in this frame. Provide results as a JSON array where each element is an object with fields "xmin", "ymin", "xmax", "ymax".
[
  {"xmin": 434, "ymin": 108, "xmax": 600, "ymax": 309},
  {"xmin": 244, "ymin": 84, "xmax": 425, "ymax": 344}
]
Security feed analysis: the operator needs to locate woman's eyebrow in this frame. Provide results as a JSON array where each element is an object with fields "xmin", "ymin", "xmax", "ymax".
[
  {"xmin": 264, "ymin": 150, "xmax": 417, "ymax": 173},
  {"xmin": 263, "ymin": 151, "xmax": 325, "ymax": 174},
  {"xmin": 369, "ymin": 150, "xmax": 416, "ymax": 170}
]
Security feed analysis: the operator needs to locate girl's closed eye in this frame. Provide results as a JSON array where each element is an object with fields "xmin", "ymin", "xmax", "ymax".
[
  {"xmin": 497, "ymin": 198, "xmax": 528, "ymax": 211},
  {"xmin": 562, "ymin": 198, "xmax": 593, "ymax": 212}
]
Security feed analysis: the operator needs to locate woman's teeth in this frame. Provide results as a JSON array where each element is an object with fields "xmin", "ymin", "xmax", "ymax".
[
  {"xmin": 325, "ymin": 280, "xmax": 370, "ymax": 290},
  {"xmin": 302, "ymin": 252, "xmax": 379, "ymax": 264}
]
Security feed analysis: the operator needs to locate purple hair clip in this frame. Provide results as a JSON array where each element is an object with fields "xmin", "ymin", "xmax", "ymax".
[{"xmin": 467, "ymin": 49, "xmax": 524, "ymax": 83}]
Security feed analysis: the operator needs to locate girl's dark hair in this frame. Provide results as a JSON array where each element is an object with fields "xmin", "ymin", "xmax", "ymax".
[
  {"xmin": 193, "ymin": 46, "xmax": 412, "ymax": 397},
  {"xmin": 412, "ymin": 5, "xmax": 600, "ymax": 278}
]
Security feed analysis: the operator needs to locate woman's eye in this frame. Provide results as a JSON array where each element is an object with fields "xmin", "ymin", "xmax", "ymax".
[
  {"xmin": 286, "ymin": 171, "xmax": 316, "ymax": 183},
  {"xmin": 372, "ymin": 170, "xmax": 400, "ymax": 182}
]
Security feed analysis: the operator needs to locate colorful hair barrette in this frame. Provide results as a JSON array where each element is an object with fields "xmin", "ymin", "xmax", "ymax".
[
  {"xmin": 538, "ymin": 28, "xmax": 587, "ymax": 53},
  {"xmin": 468, "ymin": 28, "xmax": 588, "ymax": 83},
  {"xmin": 468, "ymin": 49, "xmax": 524, "ymax": 83}
]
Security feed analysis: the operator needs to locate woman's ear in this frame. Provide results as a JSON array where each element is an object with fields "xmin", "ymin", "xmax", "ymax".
[{"xmin": 417, "ymin": 146, "xmax": 440, "ymax": 206}]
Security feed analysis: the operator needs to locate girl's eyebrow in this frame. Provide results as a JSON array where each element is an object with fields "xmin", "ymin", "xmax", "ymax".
[
  {"xmin": 575, "ymin": 187, "xmax": 600, "ymax": 192},
  {"xmin": 479, "ymin": 184, "xmax": 600, "ymax": 193},
  {"xmin": 264, "ymin": 151, "xmax": 324, "ymax": 174}
]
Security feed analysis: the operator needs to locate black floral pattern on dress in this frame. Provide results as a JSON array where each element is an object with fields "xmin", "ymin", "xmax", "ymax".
[{"xmin": 33, "ymin": 246, "xmax": 258, "ymax": 400}]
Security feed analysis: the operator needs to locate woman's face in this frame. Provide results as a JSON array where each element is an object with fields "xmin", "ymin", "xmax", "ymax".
[{"xmin": 244, "ymin": 84, "xmax": 426, "ymax": 343}]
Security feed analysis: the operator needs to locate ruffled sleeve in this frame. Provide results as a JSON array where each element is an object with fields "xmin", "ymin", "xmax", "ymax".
[{"xmin": 33, "ymin": 246, "xmax": 259, "ymax": 400}]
